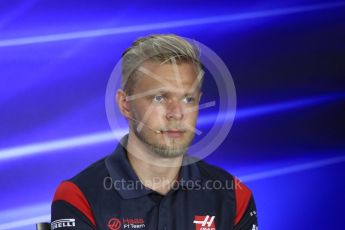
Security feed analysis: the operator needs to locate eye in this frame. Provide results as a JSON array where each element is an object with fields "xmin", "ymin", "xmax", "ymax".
[
  {"xmin": 183, "ymin": 96, "xmax": 195, "ymax": 104},
  {"xmin": 153, "ymin": 95, "xmax": 164, "ymax": 102}
]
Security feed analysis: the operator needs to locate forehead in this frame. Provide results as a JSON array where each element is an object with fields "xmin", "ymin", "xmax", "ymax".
[{"xmin": 133, "ymin": 60, "xmax": 200, "ymax": 94}]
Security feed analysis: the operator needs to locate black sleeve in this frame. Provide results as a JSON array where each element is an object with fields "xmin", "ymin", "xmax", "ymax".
[
  {"xmin": 233, "ymin": 195, "xmax": 258, "ymax": 230},
  {"xmin": 51, "ymin": 200, "xmax": 95, "ymax": 230}
]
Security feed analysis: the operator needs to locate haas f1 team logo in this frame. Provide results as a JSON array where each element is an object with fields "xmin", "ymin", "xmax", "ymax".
[
  {"xmin": 193, "ymin": 215, "xmax": 216, "ymax": 230},
  {"xmin": 108, "ymin": 217, "xmax": 146, "ymax": 230},
  {"xmin": 108, "ymin": 218, "xmax": 121, "ymax": 230}
]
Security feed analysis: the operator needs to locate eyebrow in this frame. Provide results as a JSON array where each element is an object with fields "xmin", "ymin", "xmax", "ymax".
[
  {"xmin": 149, "ymin": 90, "xmax": 197, "ymax": 96},
  {"xmin": 153, "ymin": 89, "xmax": 198, "ymax": 95}
]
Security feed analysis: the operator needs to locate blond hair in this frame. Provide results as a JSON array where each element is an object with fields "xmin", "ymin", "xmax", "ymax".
[{"xmin": 121, "ymin": 34, "xmax": 203, "ymax": 95}]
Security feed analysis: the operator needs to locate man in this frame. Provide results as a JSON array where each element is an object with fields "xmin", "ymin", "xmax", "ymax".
[{"xmin": 51, "ymin": 34, "xmax": 258, "ymax": 230}]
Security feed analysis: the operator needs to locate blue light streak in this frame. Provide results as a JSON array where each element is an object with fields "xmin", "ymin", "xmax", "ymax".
[
  {"xmin": 0, "ymin": 2, "xmax": 344, "ymax": 47},
  {"xmin": 0, "ymin": 92, "xmax": 344, "ymax": 162}
]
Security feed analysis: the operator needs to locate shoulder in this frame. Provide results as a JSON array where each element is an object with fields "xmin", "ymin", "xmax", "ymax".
[
  {"xmin": 196, "ymin": 160, "xmax": 252, "ymax": 191},
  {"xmin": 51, "ymin": 158, "xmax": 109, "ymax": 228},
  {"xmin": 196, "ymin": 159, "xmax": 235, "ymax": 182},
  {"xmin": 70, "ymin": 157, "xmax": 108, "ymax": 187},
  {"xmin": 52, "ymin": 156, "xmax": 109, "ymax": 204},
  {"xmin": 196, "ymin": 160, "xmax": 254, "ymax": 195},
  {"xmin": 196, "ymin": 160, "xmax": 255, "ymax": 224}
]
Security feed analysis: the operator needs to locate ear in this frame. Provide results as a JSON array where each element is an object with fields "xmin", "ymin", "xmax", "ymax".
[{"xmin": 116, "ymin": 89, "xmax": 131, "ymax": 119}]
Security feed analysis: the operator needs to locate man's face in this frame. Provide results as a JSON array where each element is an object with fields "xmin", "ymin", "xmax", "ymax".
[{"xmin": 127, "ymin": 60, "xmax": 202, "ymax": 158}]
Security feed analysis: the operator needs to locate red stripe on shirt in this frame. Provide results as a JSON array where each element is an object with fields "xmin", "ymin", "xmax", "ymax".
[
  {"xmin": 234, "ymin": 177, "xmax": 252, "ymax": 225},
  {"xmin": 53, "ymin": 181, "xmax": 96, "ymax": 226}
]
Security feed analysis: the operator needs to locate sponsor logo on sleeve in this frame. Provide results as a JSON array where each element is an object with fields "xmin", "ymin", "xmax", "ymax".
[{"xmin": 51, "ymin": 219, "xmax": 75, "ymax": 229}]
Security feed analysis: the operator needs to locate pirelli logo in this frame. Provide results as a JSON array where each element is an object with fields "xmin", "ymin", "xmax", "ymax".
[{"xmin": 51, "ymin": 219, "xmax": 76, "ymax": 229}]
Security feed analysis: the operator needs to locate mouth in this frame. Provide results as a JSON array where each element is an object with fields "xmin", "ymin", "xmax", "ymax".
[{"xmin": 161, "ymin": 130, "xmax": 185, "ymax": 138}]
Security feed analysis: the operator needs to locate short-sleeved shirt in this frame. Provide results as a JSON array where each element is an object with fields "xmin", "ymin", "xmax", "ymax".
[{"xmin": 51, "ymin": 134, "xmax": 258, "ymax": 230}]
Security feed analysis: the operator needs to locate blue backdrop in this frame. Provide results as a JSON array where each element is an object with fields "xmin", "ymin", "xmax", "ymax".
[{"xmin": 0, "ymin": 1, "xmax": 344, "ymax": 229}]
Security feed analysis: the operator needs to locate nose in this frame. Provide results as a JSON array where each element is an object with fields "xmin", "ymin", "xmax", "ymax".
[{"xmin": 165, "ymin": 99, "xmax": 184, "ymax": 120}]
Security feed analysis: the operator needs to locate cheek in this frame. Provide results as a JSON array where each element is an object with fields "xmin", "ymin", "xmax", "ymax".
[
  {"xmin": 149, "ymin": 107, "xmax": 166, "ymax": 122},
  {"xmin": 187, "ymin": 110, "xmax": 199, "ymax": 120},
  {"xmin": 141, "ymin": 106, "xmax": 166, "ymax": 125},
  {"xmin": 146, "ymin": 105, "xmax": 165, "ymax": 117},
  {"xmin": 131, "ymin": 101, "xmax": 153, "ymax": 117}
]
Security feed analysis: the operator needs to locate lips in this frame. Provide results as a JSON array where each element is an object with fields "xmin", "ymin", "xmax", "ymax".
[
  {"xmin": 166, "ymin": 129, "xmax": 184, "ymax": 132},
  {"xmin": 162, "ymin": 130, "xmax": 185, "ymax": 138}
]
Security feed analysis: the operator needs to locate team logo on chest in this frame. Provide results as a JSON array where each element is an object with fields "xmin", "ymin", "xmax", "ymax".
[
  {"xmin": 193, "ymin": 215, "xmax": 216, "ymax": 230},
  {"xmin": 108, "ymin": 218, "xmax": 122, "ymax": 230},
  {"xmin": 107, "ymin": 217, "xmax": 146, "ymax": 230}
]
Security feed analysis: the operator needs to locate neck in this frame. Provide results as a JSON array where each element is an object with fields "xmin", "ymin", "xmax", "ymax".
[{"xmin": 126, "ymin": 132, "xmax": 183, "ymax": 195}]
